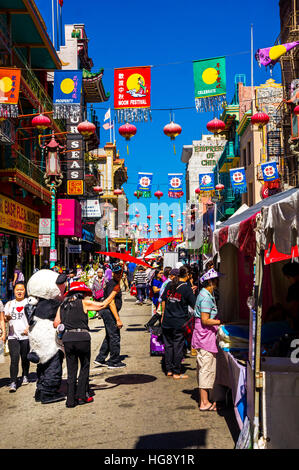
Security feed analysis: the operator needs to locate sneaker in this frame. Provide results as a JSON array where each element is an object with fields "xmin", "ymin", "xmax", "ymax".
[
  {"xmin": 107, "ymin": 362, "xmax": 127, "ymax": 369},
  {"xmin": 22, "ymin": 376, "xmax": 29, "ymax": 386},
  {"xmin": 93, "ymin": 360, "xmax": 108, "ymax": 367},
  {"xmin": 78, "ymin": 397, "xmax": 94, "ymax": 405},
  {"xmin": 9, "ymin": 382, "xmax": 17, "ymax": 393}
]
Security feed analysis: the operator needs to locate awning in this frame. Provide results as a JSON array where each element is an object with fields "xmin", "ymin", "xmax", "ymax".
[{"xmin": 213, "ymin": 187, "xmax": 299, "ymax": 258}]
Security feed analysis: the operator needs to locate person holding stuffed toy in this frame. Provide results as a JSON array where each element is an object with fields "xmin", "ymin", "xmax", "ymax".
[
  {"xmin": 26, "ymin": 270, "xmax": 67, "ymax": 405},
  {"xmin": 54, "ymin": 281, "xmax": 122, "ymax": 408}
]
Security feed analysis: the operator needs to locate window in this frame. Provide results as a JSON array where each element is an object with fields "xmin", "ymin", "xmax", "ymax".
[{"xmin": 247, "ymin": 141, "xmax": 251, "ymax": 166}]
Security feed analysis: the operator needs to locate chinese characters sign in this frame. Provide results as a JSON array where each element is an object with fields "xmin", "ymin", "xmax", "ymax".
[
  {"xmin": 0, "ymin": 68, "xmax": 21, "ymax": 118},
  {"xmin": 114, "ymin": 66, "xmax": 151, "ymax": 122},
  {"xmin": 193, "ymin": 57, "xmax": 226, "ymax": 112},
  {"xmin": 137, "ymin": 172, "xmax": 153, "ymax": 197},
  {"xmin": 53, "ymin": 70, "xmax": 83, "ymax": 119}
]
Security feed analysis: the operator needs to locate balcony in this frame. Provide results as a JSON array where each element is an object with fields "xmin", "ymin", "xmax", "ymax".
[
  {"xmin": 0, "ymin": 119, "xmax": 16, "ymax": 145},
  {"xmin": 0, "ymin": 149, "xmax": 51, "ymax": 204}
]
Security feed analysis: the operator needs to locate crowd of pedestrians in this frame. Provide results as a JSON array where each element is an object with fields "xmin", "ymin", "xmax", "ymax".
[{"xmin": 0, "ymin": 256, "xmax": 225, "ymax": 411}]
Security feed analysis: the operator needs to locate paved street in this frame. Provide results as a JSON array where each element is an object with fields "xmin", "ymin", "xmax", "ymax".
[{"xmin": 0, "ymin": 293, "xmax": 238, "ymax": 449}]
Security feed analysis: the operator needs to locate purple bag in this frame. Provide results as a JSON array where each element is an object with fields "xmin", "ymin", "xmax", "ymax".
[{"xmin": 150, "ymin": 333, "xmax": 165, "ymax": 356}]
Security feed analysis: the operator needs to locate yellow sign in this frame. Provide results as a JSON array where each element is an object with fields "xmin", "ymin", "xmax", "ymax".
[
  {"xmin": 0, "ymin": 195, "xmax": 40, "ymax": 237},
  {"xmin": 67, "ymin": 180, "xmax": 84, "ymax": 195}
]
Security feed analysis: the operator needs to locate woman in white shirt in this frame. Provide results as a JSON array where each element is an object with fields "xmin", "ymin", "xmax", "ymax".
[{"xmin": 4, "ymin": 282, "xmax": 29, "ymax": 392}]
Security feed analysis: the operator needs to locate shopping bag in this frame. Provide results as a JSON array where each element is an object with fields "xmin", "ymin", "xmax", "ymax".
[{"xmin": 130, "ymin": 284, "xmax": 137, "ymax": 296}]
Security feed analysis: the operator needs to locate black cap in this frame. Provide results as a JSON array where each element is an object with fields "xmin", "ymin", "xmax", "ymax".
[{"xmin": 56, "ymin": 274, "xmax": 67, "ymax": 285}]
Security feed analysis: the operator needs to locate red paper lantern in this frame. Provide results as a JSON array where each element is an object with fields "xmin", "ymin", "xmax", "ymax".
[
  {"xmin": 77, "ymin": 120, "xmax": 96, "ymax": 137},
  {"xmin": 154, "ymin": 190, "xmax": 163, "ymax": 200},
  {"xmin": 163, "ymin": 121, "xmax": 182, "ymax": 154},
  {"xmin": 119, "ymin": 123, "xmax": 137, "ymax": 154},
  {"xmin": 293, "ymin": 105, "xmax": 299, "ymax": 116},
  {"xmin": 93, "ymin": 185, "xmax": 102, "ymax": 192},
  {"xmin": 170, "ymin": 213, "xmax": 175, "ymax": 218},
  {"xmin": 215, "ymin": 183, "xmax": 225, "ymax": 191},
  {"xmin": 114, "ymin": 188, "xmax": 123, "ymax": 195},
  {"xmin": 251, "ymin": 112, "xmax": 269, "ymax": 128},
  {"xmin": 158, "ymin": 215, "xmax": 164, "ymax": 220},
  {"xmin": 195, "ymin": 187, "xmax": 201, "ymax": 194},
  {"xmin": 147, "ymin": 215, "xmax": 152, "ymax": 219},
  {"xmin": 32, "ymin": 113, "xmax": 51, "ymax": 132},
  {"xmin": 206, "ymin": 117, "xmax": 226, "ymax": 134}
]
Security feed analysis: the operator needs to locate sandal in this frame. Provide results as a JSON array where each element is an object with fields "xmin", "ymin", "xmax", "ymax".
[
  {"xmin": 199, "ymin": 404, "xmax": 217, "ymax": 412},
  {"xmin": 173, "ymin": 374, "xmax": 189, "ymax": 380}
]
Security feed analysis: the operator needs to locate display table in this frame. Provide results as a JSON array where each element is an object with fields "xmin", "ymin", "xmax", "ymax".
[{"xmin": 215, "ymin": 348, "xmax": 247, "ymax": 430}]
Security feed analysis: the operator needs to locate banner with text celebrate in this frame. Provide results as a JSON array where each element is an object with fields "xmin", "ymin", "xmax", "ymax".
[{"xmin": 193, "ymin": 56, "xmax": 226, "ymax": 112}]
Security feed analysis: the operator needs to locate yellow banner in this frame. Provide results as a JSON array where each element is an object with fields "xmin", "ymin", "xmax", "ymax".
[{"xmin": 0, "ymin": 195, "xmax": 40, "ymax": 238}]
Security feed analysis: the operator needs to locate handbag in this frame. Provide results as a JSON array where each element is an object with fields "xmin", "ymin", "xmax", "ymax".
[
  {"xmin": 130, "ymin": 284, "xmax": 137, "ymax": 296},
  {"xmin": 94, "ymin": 288, "xmax": 104, "ymax": 300}
]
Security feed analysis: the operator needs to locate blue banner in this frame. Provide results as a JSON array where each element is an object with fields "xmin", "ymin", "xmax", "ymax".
[
  {"xmin": 199, "ymin": 172, "xmax": 215, "ymax": 191},
  {"xmin": 261, "ymin": 161, "xmax": 279, "ymax": 182},
  {"xmin": 230, "ymin": 167, "xmax": 247, "ymax": 194},
  {"xmin": 168, "ymin": 173, "xmax": 184, "ymax": 198},
  {"xmin": 53, "ymin": 70, "xmax": 83, "ymax": 104},
  {"xmin": 137, "ymin": 172, "xmax": 153, "ymax": 196}
]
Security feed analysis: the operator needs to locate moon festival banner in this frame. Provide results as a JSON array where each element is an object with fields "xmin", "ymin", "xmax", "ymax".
[
  {"xmin": 193, "ymin": 56, "xmax": 226, "ymax": 112},
  {"xmin": 114, "ymin": 66, "xmax": 151, "ymax": 122},
  {"xmin": 0, "ymin": 68, "xmax": 21, "ymax": 118}
]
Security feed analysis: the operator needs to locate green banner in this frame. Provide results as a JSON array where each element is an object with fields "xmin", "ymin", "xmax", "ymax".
[{"xmin": 193, "ymin": 56, "xmax": 226, "ymax": 111}]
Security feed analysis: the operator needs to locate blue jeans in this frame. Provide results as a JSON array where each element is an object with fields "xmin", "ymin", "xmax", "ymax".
[
  {"xmin": 136, "ymin": 284, "xmax": 146, "ymax": 303},
  {"xmin": 96, "ymin": 309, "xmax": 121, "ymax": 365}
]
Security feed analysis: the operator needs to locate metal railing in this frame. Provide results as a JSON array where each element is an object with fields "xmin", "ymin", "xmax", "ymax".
[{"xmin": 9, "ymin": 149, "xmax": 47, "ymax": 189}]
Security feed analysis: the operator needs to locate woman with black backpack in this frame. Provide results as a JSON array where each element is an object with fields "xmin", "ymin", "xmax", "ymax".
[{"xmin": 161, "ymin": 266, "xmax": 196, "ymax": 379}]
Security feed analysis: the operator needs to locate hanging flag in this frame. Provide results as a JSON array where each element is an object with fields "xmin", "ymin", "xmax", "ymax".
[
  {"xmin": 193, "ymin": 56, "xmax": 226, "ymax": 112},
  {"xmin": 137, "ymin": 172, "xmax": 153, "ymax": 198},
  {"xmin": 199, "ymin": 172, "xmax": 215, "ymax": 192},
  {"xmin": 103, "ymin": 122, "xmax": 114, "ymax": 130},
  {"xmin": 104, "ymin": 108, "xmax": 111, "ymax": 122},
  {"xmin": 261, "ymin": 161, "xmax": 279, "ymax": 182},
  {"xmin": 230, "ymin": 167, "xmax": 247, "ymax": 194},
  {"xmin": 0, "ymin": 68, "xmax": 21, "ymax": 118},
  {"xmin": 53, "ymin": 70, "xmax": 83, "ymax": 119},
  {"xmin": 114, "ymin": 66, "xmax": 151, "ymax": 122},
  {"xmin": 168, "ymin": 173, "xmax": 184, "ymax": 198},
  {"xmin": 256, "ymin": 41, "xmax": 299, "ymax": 72}
]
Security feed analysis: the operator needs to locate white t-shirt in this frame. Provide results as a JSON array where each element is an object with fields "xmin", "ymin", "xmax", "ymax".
[{"xmin": 4, "ymin": 299, "xmax": 29, "ymax": 341}]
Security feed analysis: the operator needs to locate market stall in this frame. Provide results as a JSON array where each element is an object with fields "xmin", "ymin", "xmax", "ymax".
[{"xmin": 212, "ymin": 187, "xmax": 299, "ymax": 449}]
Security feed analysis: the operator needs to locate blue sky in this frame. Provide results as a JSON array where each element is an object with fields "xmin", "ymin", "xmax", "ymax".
[{"xmin": 36, "ymin": 0, "xmax": 281, "ymax": 236}]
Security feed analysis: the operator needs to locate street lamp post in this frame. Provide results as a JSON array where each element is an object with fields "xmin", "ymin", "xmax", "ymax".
[{"xmin": 42, "ymin": 132, "xmax": 63, "ymax": 268}]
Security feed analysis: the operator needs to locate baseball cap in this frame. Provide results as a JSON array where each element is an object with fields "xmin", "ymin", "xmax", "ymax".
[
  {"xmin": 112, "ymin": 264, "xmax": 123, "ymax": 274},
  {"xmin": 200, "ymin": 268, "xmax": 223, "ymax": 283}
]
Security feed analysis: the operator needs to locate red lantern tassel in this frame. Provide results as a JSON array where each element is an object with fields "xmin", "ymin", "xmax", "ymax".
[
  {"xmin": 127, "ymin": 144, "xmax": 129, "ymax": 155},
  {"xmin": 173, "ymin": 143, "xmax": 176, "ymax": 155}
]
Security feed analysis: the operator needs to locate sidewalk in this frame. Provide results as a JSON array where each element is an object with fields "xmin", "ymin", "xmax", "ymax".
[{"xmin": 0, "ymin": 292, "xmax": 238, "ymax": 449}]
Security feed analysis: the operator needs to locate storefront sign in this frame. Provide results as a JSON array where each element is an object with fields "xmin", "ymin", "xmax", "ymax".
[
  {"xmin": 57, "ymin": 199, "xmax": 82, "ymax": 237},
  {"xmin": 50, "ymin": 249, "xmax": 57, "ymax": 262},
  {"xmin": 38, "ymin": 235, "xmax": 51, "ymax": 247},
  {"xmin": 68, "ymin": 244, "xmax": 82, "ymax": 253},
  {"xmin": 66, "ymin": 113, "xmax": 84, "ymax": 195},
  {"xmin": 80, "ymin": 199, "xmax": 102, "ymax": 218},
  {"xmin": 39, "ymin": 218, "xmax": 51, "ymax": 235},
  {"xmin": 192, "ymin": 138, "xmax": 226, "ymax": 172},
  {"xmin": 0, "ymin": 195, "xmax": 40, "ymax": 238}
]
